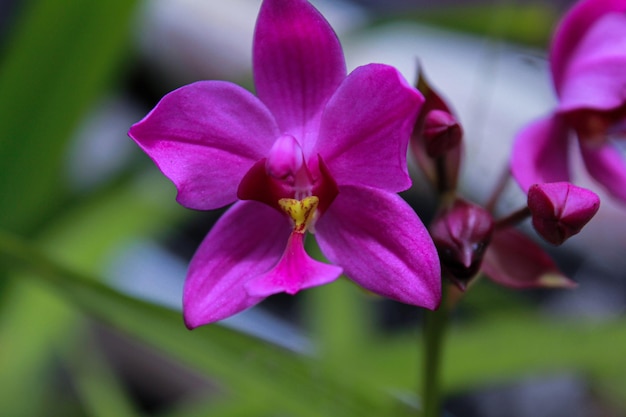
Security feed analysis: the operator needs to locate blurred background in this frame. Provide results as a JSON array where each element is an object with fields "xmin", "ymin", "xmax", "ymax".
[{"xmin": 1, "ymin": 0, "xmax": 625, "ymax": 416}]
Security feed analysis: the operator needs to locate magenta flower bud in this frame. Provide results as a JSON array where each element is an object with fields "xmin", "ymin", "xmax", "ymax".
[
  {"xmin": 410, "ymin": 65, "xmax": 463, "ymax": 193},
  {"xmin": 430, "ymin": 199, "xmax": 494, "ymax": 289},
  {"xmin": 423, "ymin": 110, "xmax": 463, "ymax": 158},
  {"xmin": 527, "ymin": 182, "xmax": 600, "ymax": 245}
]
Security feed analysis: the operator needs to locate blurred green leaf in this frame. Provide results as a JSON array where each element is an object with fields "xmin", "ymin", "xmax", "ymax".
[
  {"xmin": 0, "ymin": 173, "xmax": 184, "ymax": 417},
  {"xmin": 66, "ymin": 337, "xmax": 142, "ymax": 417},
  {"xmin": 359, "ymin": 308, "xmax": 626, "ymax": 404},
  {"xmin": 159, "ymin": 397, "xmax": 275, "ymax": 417},
  {"xmin": 441, "ymin": 313, "xmax": 626, "ymax": 392},
  {"xmin": 0, "ymin": 278, "xmax": 73, "ymax": 417},
  {"xmin": 304, "ymin": 239, "xmax": 373, "ymax": 367},
  {"xmin": 304, "ymin": 279, "xmax": 397, "ymax": 414},
  {"xmin": 377, "ymin": 4, "xmax": 559, "ymax": 47},
  {"xmin": 0, "ymin": 228, "xmax": 393, "ymax": 417},
  {"xmin": 0, "ymin": 0, "xmax": 139, "ymax": 233}
]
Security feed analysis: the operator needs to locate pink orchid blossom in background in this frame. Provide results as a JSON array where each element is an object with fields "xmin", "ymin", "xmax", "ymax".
[
  {"xmin": 511, "ymin": 0, "xmax": 626, "ymax": 203},
  {"xmin": 129, "ymin": 0, "xmax": 441, "ymax": 328}
]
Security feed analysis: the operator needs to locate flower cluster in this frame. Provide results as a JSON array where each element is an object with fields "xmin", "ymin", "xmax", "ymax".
[
  {"xmin": 408, "ymin": 0, "xmax": 623, "ymax": 292},
  {"xmin": 411, "ymin": 65, "xmax": 600, "ymax": 292}
]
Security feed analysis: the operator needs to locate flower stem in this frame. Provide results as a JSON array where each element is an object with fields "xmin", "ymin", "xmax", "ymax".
[
  {"xmin": 484, "ymin": 167, "xmax": 511, "ymax": 212},
  {"xmin": 421, "ymin": 284, "xmax": 450, "ymax": 417},
  {"xmin": 495, "ymin": 206, "xmax": 531, "ymax": 230}
]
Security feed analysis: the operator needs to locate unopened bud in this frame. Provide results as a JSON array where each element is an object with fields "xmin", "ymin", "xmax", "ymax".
[
  {"xmin": 411, "ymin": 65, "xmax": 464, "ymax": 192},
  {"xmin": 423, "ymin": 110, "xmax": 463, "ymax": 157},
  {"xmin": 527, "ymin": 182, "xmax": 600, "ymax": 245},
  {"xmin": 430, "ymin": 199, "xmax": 494, "ymax": 290}
]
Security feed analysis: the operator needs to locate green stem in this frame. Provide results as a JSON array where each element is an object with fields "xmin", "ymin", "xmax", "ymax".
[
  {"xmin": 421, "ymin": 284, "xmax": 450, "ymax": 417},
  {"xmin": 495, "ymin": 206, "xmax": 531, "ymax": 230},
  {"xmin": 484, "ymin": 167, "xmax": 510, "ymax": 213}
]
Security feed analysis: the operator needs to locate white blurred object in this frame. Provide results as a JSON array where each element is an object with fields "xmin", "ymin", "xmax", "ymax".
[
  {"xmin": 134, "ymin": 0, "xmax": 368, "ymax": 84},
  {"xmin": 108, "ymin": 240, "xmax": 312, "ymax": 353},
  {"xmin": 107, "ymin": 241, "xmax": 187, "ymax": 310},
  {"xmin": 342, "ymin": 23, "xmax": 556, "ymax": 201},
  {"xmin": 66, "ymin": 95, "xmax": 143, "ymax": 190}
]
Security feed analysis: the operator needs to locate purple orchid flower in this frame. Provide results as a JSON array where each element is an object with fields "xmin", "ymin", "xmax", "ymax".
[
  {"xmin": 129, "ymin": 0, "xmax": 441, "ymax": 328},
  {"xmin": 511, "ymin": 0, "xmax": 626, "ymax": 203}
]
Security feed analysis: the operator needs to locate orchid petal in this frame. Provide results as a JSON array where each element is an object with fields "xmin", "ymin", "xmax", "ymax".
[
  {"xmin": 246, "ymin": 232, "xmax": 342, "ymax": 297},
  {"xmin": 315, "ymin": 185, "xmax": 441, "ymax": 309},
  {"xmin": 580, "ymin": 141, "xmax": 626, "ymax": 203},
  {"xmin": 129, "ymin": 81, "xmax": 279, "ymax": 210},
  {"xmin": 314, "ymin": 64, "xmax": 423, "ymax": 192},
  {"xmin": 481, "ymin": 228, "xmax": 575, "ymax": 289},
  {"xmin": 183, "ymin": 201, "xmax": 291, "ymax": 328},
  {"xmin": 510, "ymin": 114, "xmax": 571, "ymax": 193},
  {"xmin": 557, "ymin": 13, "xmax": 626, "ymax": 113},
  {"xmin": 550, "ymin": 0, "xmax": 626, "ymax": 93},
  {"xmin": 253, "ymin": 0, "xmax": 346, "ymax": 148}
]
